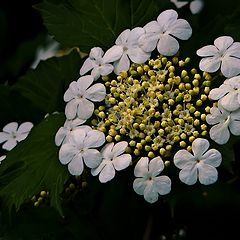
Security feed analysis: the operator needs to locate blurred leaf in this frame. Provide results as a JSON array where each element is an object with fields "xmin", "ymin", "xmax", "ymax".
[
  {"xmin": 14, "ymin": 49, "xmax": 82, "ymax": 114},
  {"xmin": 0, "ymin": 113, "xmax": 69, "ymax": 216},
  {"xmin": 35, "ymin": 0, "xmax": 170, "ymax": 52},
  {"xmin": 0, "ymin": 85, "xmax": 44, "ymax": 126}
]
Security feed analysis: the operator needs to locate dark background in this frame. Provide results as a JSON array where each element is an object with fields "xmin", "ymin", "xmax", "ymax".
[{"xmin": 0, "ymin": 1, "xmax": 240, "ymax": 240}]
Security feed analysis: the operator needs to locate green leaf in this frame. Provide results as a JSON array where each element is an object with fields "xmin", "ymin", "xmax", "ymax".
[
  {"xmin": 35, "ymin": 0, "xmax": 170, "ymax": 52},
  {"xmin": 0, "ymin": 113, "xmax": 69, "ymax": 216},
  {"xmin": 14, "ymin": 49, "xmax": 82, "ymax": 114}
]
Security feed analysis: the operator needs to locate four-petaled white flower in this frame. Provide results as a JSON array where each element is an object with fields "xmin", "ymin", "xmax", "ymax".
[
  {"xmin": 0, "ymin": 155, "xmax": 6, "ymax": 163},
  {"xmin": 64, "ymin": 75, "xmax": 106, "ymax": 120},
  {"xmin": 170, "ymin": 0, "xmax": 204, "ymax": 15},
  {"xmin": 104, "ymin": 27, "xmax": 151, "ymax": 74},
  {"xmin": 138, "ymin": 9, "xmax": 192, "ymax": 56},
  {"xmin": 209, "ymin": 76, "xmax": 240, "ymax": 112},
  {"xmin": 197, "ymin": 36, "xmax": 240, "ymax": 77},
  {"xmin": 174, "ymin": 138, "xmax": 222, "ymax": 185},
  {"xmin": 91, "ymin": 141, "xmax": 132, "ymax": 183},
  {"xmin": 133, "ymin": 157, "xmax": 171, "ymax": 203},
  {"xmin": 59, "ymin": 127, "xmax": 105, "ymax": 176},
  {"xmin": 80, "ymin": 47, "xmax": 114, "ymax": 80},
  {"xmin": 0, "ymin": 122, "xmax": 33, "ymax": 151},
  {"xmin": 206, "ymin": 104, "xmax": 240, "ymax": 144},
  {"xmin": 55, "ymin": 118, "xmax": 86, "ymax": 146}
]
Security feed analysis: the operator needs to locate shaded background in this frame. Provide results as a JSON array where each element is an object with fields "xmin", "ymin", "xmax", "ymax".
[{"xmin": 0, "ymin": 0, "xmax": 240, "ymax": 239}]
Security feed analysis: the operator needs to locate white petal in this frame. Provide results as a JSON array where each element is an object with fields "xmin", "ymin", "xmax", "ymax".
[
  {"xmin": 59, "ymin": 143, "xmax": 79, "ymax": 165},
  {"xmin": 2, "ymin": 139, "xmax": 17, "ymax": 151},
  {"xmin": 68, "ymin": 154, "xmax": 84, "ymax": 176},
  {"xmin": 199, "ymin": 57, "xmax": 221, "ymax": 73},
  {"xmin": 77, "ymin": 98, "xmax": 94, "ymax": 120},
  {"xmin": 128, "ymin": 47, "xmax": 151, "ymax": 64},
  {"xmin": 170, "ymin": 0, "xmax": 188, "ymax": 8},
  {"xmin": 112, "ymin": 141, "xmax": 128, "ymax": 157},
  {"xmin": 167, "ymin": 19, "xmax": 192, "ymax": 40},
  {"xmin": 64, "ymin": 81, "xmax": 78, "ymax": 102},
  {"xmin": 201, "ymin": 149, "xmax": 222, "ymax": 167},
  {"xmin": 84, "ymin": 130, "xmax": 105, "ymax": 148},
  {"xmin": 101, "ymin": 143, "xmax": 114, "ymax": 159},
  {"xmin": 89, "ymin": 47, "xmax": 104, "ymax": 60},
  {"xmin": 16, "ymin": 132, "xmax": 29, "ymax": 142},
  {"xmin": 99, "ymin": 64, "xmax": 114, "ymax": 76},
  {"xmin": 143, "ymin": 181, "xmax": 159, "ymax": 203},
  {"xmin": 153, "ymin": 176, "xmax": 171, "ymax": 195},
  {"xmin": 77, "ymin": 75, "xmax": 94, "ymax": 92},
  {"xmin": 113, "ymin": 154, "xmax": 131, "ymax": 171},
  {"xmin": 99, "ymin": 162, "xmax": 115, "ymax": 183},
  {"xmin": 221, "ymin": 56, "xmax": 240, "ymax": 78},
  {"xmin": 192, "ymin": 138, "xmax": 209, "ymax": 159},
  {"xmin": 113, "ymin": 53, "xmax": 130, "ymax": 74},
  {"xmin": 179, "ymin": 164, "xmax": 198, "ymax": 185},
  {"xmin": 197, "ymin": 45, "xmax": 219, "ymax": 57},
  {"xmin": 0, "ymin": 132, "xmax": 10, "ymax": 144},
  {"xmin": 133, "ymin": 178, "xmax": 147, "ymax": 195},
  {"xmin": 17, "ymin": 122, "xmax": 33, "ymax": 134},
  {"xmin": 148, "ymin": 157, "xmax": 164, "ymax": 177},
  {"xmin": 214, "ymin": 36, "xmax": 233, "ymax": 52},
  {"xmin": 209, "ymin": 85, "xmax": 231, "ymax": 100},
  {"xmin": 127, "ymin": 27, "xmax": 145, "ymax": 47},
  {"xmin": 190, "ymin": 0, "xmax": 204, "ymax": 14},
  {"xmin": 209, "ymin": 123, "xmax": 230, "ymax": 145},
  {"xmin": 68, "ymin": 128, "xmax": 86, "ymax": 149},
  {"xmin": 0, "ymin": 155, "xmax": 6, "ymax": 162},
  {"xmin": 157, "ymin": 9, "xmax": 178, "ymax": 28},
  {"xmin": 173, "ymin": 150, "xmax": 195, "ymax": 169},
  {"xmin": 198, "ymin": 163, "xmax": 218, "ymax": 185},
  {"xmin": 115, "ymin": 29, "xmax": 130, "ymax": 45},
  {"xmin": 221, "ymin": 92, "xmax": 239, "ymax": 111},
  {"xmin": 83, "ymin": 149, "xmax": 102, "ymax": 168},
  {"xmin": 91, "ymin": 161, "xmax": 106, "ymax": 176},
  {"xmin": 138, "ymin": 33, "xmax": 159, "ymax": 53},
  {"xmin": 144, "ymin": 20, "xmax": 161, "ymax": 33},
  {"xmin": 55, "ymin": 127, "xmax": 68, "ymax": 146},
  {"xmin": 157, "ymin": 34, "xmax": 179, "ymax": 56},
  {"xmin": 225, "ymin": 42, "xmax": 240, "ymax": 58},
  {"xmin": 80, "ymin": 58, "xmax": 95, "ymax": 75},
  {"xmin": 206, "ymin": 107, "xmax": 222, "ymax": 125},
  {"xmin": 103, "ymin": 45, "xmax": 123, "ymax": 63},
  {"xmin": 3, "ymin": 122, "xmax": 18, "ymax": 133},
  {"xmin": 65, "ymin": 99, "xmax": 78, "ymax": 120},
  {"xmin": 85, "ymin": 83, "xmax": 106, "ymax": 102},
  {"xmin": 91, "ymin": 67, "xmax": 101, "ymax": 80},
  {"xmin": 229, "ymin": 119, "xmax": 240, "ymax": 136},
  {"xmin": 134, "ymin": 157, "xmax": 149, "ymax": 177}
]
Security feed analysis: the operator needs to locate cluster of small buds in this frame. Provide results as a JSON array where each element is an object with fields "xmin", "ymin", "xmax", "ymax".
[
  {"xmin": 91, "ymin": 54, "xmax": 213, "ymax": 162},
  {"xmin": 64, "ymin": 175, "xmax": 88, "ymax": 197},
  {"xmin": 31, "ymin": 190, "xmax": 49, "ymax": 207}
]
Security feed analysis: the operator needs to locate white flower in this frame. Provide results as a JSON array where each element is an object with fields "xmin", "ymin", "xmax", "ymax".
[
  {"xmin": 0, "ymin": 122, "xmax": 33, "ymax": 151},
  {"xmin": 197, "ymin": 36, "xmax": 240, "ymax": 77},
  {"xmin": 91, "ymin": 141, "xmax": 132, "ymax": 183},
  {"xmin": 0, "ymin": 155, "xmax": 6, "ymax": 163},
  {"xmin": 59, "ymin": 127, "xmax": 105, "ymax": 176},
  {"xmin": 170, "ymin": 0, "xmax": 204, "ymax": 14},
  {"xmin": 64, "ymin": 75, "xmax": 106, "ymax": 120},
  {"xmin": 138, "ymin": 9, "xmax": 192, "ymax": 56},
  {"xmin": 174, "ymin": 138, "xmax": 222, "ymax": 185},
  {"xmin": 209, "ymin": 76, "xmax": 240, "ymax": 112},
  {"xmin": 103, "ymin": 27, "xmax": 151, "ymax": 74},
  {"xmin": 206, "ymin": 104, "xmax": 240, "ymax": 144},
  {"xmin": 55, "ymin": 118, "xmax": 87, "ymax": 146},
  {"xmin": 80, "ymin": 47, "xmax": 114, "ymax": 80},
  {"xmin": 133, "ymin": 157, "xmax": 171, "ymax": 203}
]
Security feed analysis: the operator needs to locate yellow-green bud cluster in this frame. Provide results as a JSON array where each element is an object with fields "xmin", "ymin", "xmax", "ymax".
[
  {"xmin": 31, "ymin": 190, "xmax": 49, "ymax": 207},
  {"xmin": 92, "ymin": 55, "xmax": 213, "ymax": 159}
]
